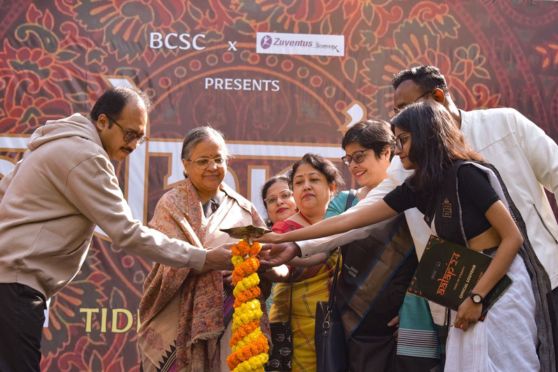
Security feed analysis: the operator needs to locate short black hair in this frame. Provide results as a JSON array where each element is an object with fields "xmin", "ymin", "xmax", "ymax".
[
  {"xmin": 289, "ymin": 153, "xmax": 344, "ymax": 189},
  {"xmin": 391, "ymin": 65, "xmax": 448, "ymax": 92},
  {"xmin": 90, "ymin": 87, "xmax": 151, "ymax": 122},
  {"xmin": 341, "ymin": 119, "xmax": 395, "ymax": 160}
]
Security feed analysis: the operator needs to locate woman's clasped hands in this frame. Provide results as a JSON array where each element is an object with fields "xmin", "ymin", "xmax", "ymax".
[{"xmin": 453, "ymin": 297, "xmax": 483, "ymax": 331}]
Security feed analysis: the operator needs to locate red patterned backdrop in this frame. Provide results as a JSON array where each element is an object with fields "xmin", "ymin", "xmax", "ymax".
[{"xmin": 1, "ymin": 1, "xmax": 557, "ymax": 370}]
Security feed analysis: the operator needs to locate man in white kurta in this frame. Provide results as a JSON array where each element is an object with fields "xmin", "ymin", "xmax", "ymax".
[{"xmin": 277, "ymin": 66, "xmax": 558, "ymax": 319}]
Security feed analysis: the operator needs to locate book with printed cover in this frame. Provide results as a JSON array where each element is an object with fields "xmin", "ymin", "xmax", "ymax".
[{"xmin": 408, "ymin": 235, "xmax": 512, "ymax": 316}]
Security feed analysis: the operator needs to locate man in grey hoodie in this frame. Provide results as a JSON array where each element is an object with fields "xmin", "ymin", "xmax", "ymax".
[{"xmin": 0, "ymin": 87, "xmax": 232, "ymax": 371}]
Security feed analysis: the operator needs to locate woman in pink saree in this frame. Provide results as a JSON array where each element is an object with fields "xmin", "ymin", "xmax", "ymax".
[{"xmin": 138, "ymin": 127, "xmax": 269, "ymax": 371}]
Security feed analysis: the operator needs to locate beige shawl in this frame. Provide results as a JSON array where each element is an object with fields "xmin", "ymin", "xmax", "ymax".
[{"xmin": 138, "ymin": 179, "xmax": 266, "ymax": 371}]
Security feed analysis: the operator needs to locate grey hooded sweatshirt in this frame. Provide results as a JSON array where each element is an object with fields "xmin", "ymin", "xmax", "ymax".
[{"xmin": 0, "ymin": 113, "xmax": 206, "ymax": 298}]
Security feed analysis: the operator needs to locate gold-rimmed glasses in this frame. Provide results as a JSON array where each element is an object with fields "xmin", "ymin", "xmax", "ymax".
[
  {"xmin": 187, "ymin": 157, "xmax": 227, "ymax": 169},
  {"xmin": 264, "ymin": 189, "xmax": 293, "ymax": 206}
]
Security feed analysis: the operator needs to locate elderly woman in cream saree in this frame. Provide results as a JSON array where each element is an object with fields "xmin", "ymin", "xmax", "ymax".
[{"xmin": 138, "ymin": 127, "xmax": 269, "ymax": 372}]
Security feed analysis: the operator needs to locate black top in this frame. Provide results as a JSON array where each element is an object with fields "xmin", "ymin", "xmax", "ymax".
[{"xmin": 384, "ymin": 164, "xmax": 500, "ymax": 240}]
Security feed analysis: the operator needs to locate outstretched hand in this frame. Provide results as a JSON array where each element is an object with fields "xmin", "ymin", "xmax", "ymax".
[
  {"xmin": 202, "ymin": 244, "xmax": 233, "ymax": 271},
  {"xmin": 257, "ymin": 232, "xmax": 284, "ymax": 244},
  {"xmin": 259, "ymin": 242, "xmax": 300, "ymax": 269}
]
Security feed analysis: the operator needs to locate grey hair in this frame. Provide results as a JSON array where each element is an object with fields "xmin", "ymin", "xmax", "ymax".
[{"xmin": 180, "ymin": 126, "xmax": 229, "ymax": 160}]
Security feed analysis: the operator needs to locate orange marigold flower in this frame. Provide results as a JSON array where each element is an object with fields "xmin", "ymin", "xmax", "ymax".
[
  {"xmin": 230, "ymin": 321, "xmax": 258, "ymax": 345},
  {"xmin": 233, "ymin": 287, "xmax": 261, "ymax": 308},
  {"xmin": 232, "ymin": 257, "xmax": 260, "ymax": 285},
  {"xmin": 250, "ymin": 241, "xmax": 262, "ymax": 255},
  {"xmin": 231, "ymin": 245, "xmax": 241, "ymax": 256}
]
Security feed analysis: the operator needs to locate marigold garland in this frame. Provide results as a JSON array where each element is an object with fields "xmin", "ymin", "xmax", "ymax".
[{"xmin": 227, "ymin": 239, "xmax": 269, "ymax": 372}]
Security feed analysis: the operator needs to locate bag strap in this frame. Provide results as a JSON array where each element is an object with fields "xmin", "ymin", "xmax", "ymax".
[
  {"xmin": 288, "ymin": 272, "xmax": 293, "ymax": 324},
  {"xmin": 325, "ymin": 189, "xmax": 356, "ymax": 310},
  {"xmin": 327, "ymin": 250, "xmax": 342, "ymax": 310},
  {"xmin": 345, "ymin": 189, "xmax": 357, "ymax": 211}
]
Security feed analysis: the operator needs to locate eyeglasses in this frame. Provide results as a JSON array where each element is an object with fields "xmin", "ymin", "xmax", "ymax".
[
  {"xmin": 341, "ymin": 149, "xmax": 372, "ymax": 166},
  {"xmin": 264, "ymin": 189, "xmax": 293, "ymax": 206},
  {"xmin": 106, "ymin": 115, "xmax": 147, "ymax": 144},
  {"xmin": 393, "ymin": 90, "xmax": 432, "ymax": 114},
  {"xmin": 187, "ymin": 157, "xmax": 227, "ymax": 168},
  {"xmin": 395, "ymin": 134, "xmax": 411, "ymax": 151}
]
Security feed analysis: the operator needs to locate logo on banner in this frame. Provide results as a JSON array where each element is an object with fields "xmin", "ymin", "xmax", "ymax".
[
  {"xmin": 256, "ymin": 32, "xmax": 344, "ymax": 57},
  {"xmin": 149, "ymin": 32, "xmax": 239, "ymax": 53},
  {"xmin": 149, "ymin": 32, "xmax": 206, "ymax": 50},
  {"xmin": 261, "ymin": 35, "xmax": 273, "ymax": 49}
]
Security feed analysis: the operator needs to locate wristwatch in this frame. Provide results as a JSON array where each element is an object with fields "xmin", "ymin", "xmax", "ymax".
[{"xmin": 470, "ymin": 293, "xmax": 484, "ymax": 305}]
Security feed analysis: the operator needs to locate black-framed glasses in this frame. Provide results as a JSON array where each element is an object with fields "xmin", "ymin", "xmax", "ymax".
[
  {"xmin": 395, "ymin": 134, "xmax": 411, "ymax": 151},
  {"xmin": 393, "ymin": 90, "xmax": 432, "ymax": 114},
  {"xmin": 187, "ymin": 157, "xmax": 227, "ymax": 169},
  {"xmin": 341, "ymin": 149, "xmax": 372, "ymax": 166},
  {"xmin": 106, "ymin": 115, "xmax": 147, "ymax": 144},
  {"xmin": 264, "ymin": 189, "xmax": 293, "ymax": 206}
]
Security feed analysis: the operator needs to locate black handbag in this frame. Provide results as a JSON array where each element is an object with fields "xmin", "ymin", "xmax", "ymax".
[
  {"xmin": 265, "ymin": 286, "xmax": 293, "ymax": 371},
  {"xmin": 315, "ymin": 250, "xmax": 346, "ymax": 372}
]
